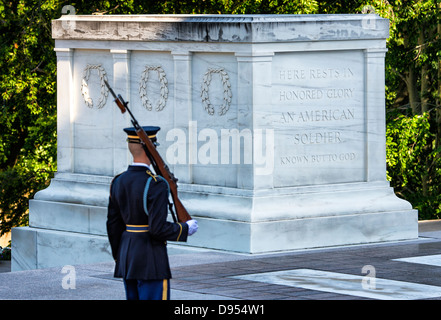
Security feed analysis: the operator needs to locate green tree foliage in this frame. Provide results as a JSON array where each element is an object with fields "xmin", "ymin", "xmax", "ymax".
[
  {"xmin": 1, "ymin": 0, "xmax": 441, "ymax": 238},
  {"xmin": 386, "ymin": 113, "xmax": 440, "ymax": 219},
  {"xmin": 0, "ymin": 0, "xmax": 58, "ymax": 236},
  {"xmin": 380, "ymin": 0, "xmax": 441, "ymax": 219}
]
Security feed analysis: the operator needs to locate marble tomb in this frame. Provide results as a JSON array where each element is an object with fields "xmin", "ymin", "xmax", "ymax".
[{"xmin": 12, "ymin": 14, "xmax": 417, "ymax": 270}]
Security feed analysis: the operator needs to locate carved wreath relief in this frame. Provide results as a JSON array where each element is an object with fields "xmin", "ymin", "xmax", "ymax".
[
  {"xmin": 81, "ymin": 64, "xmax": 109, "ymax": 109},
  {"xmin": 201, "ymin": 68, "xmax": 232, "ymax": 116},
  {"xmin": 80, "ymin": 64, "xmax": 232, "ymax": 116},
  {"xmin": 139, "ymin": 65, "xmax": 169, "ymax": 112}
]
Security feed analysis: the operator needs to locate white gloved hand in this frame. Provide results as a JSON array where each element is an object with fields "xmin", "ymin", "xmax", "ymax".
[{"xmin": 186, "ymin": 219, "xmax": 198, "ymax": 236}]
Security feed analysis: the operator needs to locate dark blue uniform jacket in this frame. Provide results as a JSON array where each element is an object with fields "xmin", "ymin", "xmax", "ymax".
[{"xmin": 107, "ymin": 165, "xmax": 188, "ymax": 280}]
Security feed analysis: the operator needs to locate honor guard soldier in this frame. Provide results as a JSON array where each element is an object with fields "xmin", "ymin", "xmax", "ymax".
[{"xmin": 107, "ymin": 126, "xmax": 198, "ymax": 300}]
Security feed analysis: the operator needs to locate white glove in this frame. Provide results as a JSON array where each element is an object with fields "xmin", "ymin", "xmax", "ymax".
[{"xmin": 186, "ymin": 219, "xmax": 198, "ymax": 236}]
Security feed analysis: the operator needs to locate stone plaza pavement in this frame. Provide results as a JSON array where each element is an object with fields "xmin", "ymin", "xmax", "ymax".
[{"xmin": 1, "ymin": 220, "xmax": 441, "ymax": 301}]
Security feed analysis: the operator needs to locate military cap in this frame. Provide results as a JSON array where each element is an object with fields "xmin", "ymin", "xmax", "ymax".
[{"xmin": 123, "ymin": 126, "xmax": 160, "ymax": 144}]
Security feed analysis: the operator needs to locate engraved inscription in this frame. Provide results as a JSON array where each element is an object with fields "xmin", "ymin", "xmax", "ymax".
[
  {"xmin": 292, "ymin": 131, "xmax": 341, "ymax": 145},
  {"xmin": 280, "ymin": 152, "xmax": 356, "ymax": 165},
  {"xmin": 272, "ymin": 51, "xmax": 365, "ymax": 187},
  {"xmin": 280, "ymin": 108, "xmax": 355, "ymax": 123},
  {"xmin": 279, "ymin": 88, "xmax": 354, "ymax": 101},
  {"xmin": 278, "ymin": 67, "xmax": 354, "ymax": 80}
]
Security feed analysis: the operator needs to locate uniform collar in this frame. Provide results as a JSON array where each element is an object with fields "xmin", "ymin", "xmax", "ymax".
[
  {"xmin": 128, "ymin": 163, "xmax": 153, "ymax": 172},
  {"xmin": 132, "ymin": 162, "xmax": 150, "ymax": 168}
]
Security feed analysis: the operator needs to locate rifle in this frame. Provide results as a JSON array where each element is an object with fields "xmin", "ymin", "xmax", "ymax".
[{"xmin": 104, "ymin": 80, "xmax": 192, "ymax": 223}]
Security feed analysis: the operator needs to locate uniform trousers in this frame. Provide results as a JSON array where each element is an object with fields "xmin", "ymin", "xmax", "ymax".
[{"xmin": 123, "ymin": 278, "xmax": 170, "ymax": 300}]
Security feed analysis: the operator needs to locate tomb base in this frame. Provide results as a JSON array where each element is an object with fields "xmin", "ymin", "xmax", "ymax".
[
  {"xmin": 182, "ymin": 181, "xmax": 418, "ymax": 253},
  {"xmin": 12, "ymin": 175, "xmax": 417, "ymax": 271}
]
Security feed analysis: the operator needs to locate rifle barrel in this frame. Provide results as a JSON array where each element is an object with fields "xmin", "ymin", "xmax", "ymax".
[{"xmin": 104, "ymin": 80, "xmax": 116, "ymax": 98}]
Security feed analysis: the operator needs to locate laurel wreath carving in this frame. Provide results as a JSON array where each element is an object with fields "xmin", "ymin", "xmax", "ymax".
[
  {"xmin": 80, "ymin": 64, "xmax": 109, "ymax": 109},
  {"xmin": 201, "ymin": 68, "xmax": 232, "ymax": 116},
  {"xmin": 139, "ymin": 65, "xmax": 169, "ymax": 112}
]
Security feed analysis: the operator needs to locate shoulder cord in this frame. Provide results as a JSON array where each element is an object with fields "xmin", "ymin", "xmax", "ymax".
[{"xmin": 144, "ymin": 171, "xmax": 178, "ymax": 223}]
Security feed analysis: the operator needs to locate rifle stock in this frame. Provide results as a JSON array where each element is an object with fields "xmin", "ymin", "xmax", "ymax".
[{"xmin": 105, "ymin": 80, "xmax": 192, "ymax": 223}]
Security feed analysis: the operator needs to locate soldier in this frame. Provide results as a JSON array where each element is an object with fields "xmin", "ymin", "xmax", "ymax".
[{"xmin": 107, "ymin": 126, "xmax": 198, "ymax": 300}]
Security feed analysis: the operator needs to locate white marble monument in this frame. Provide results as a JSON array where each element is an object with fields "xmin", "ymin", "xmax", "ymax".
[{"xmin": 12, "ymin": 14, "xmax": 417, "ymax": 271}]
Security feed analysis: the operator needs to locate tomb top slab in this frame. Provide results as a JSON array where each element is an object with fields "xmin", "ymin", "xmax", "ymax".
[{"xmin": 52, "ymin": 14, "xmax": 389, "ymax": 43}]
